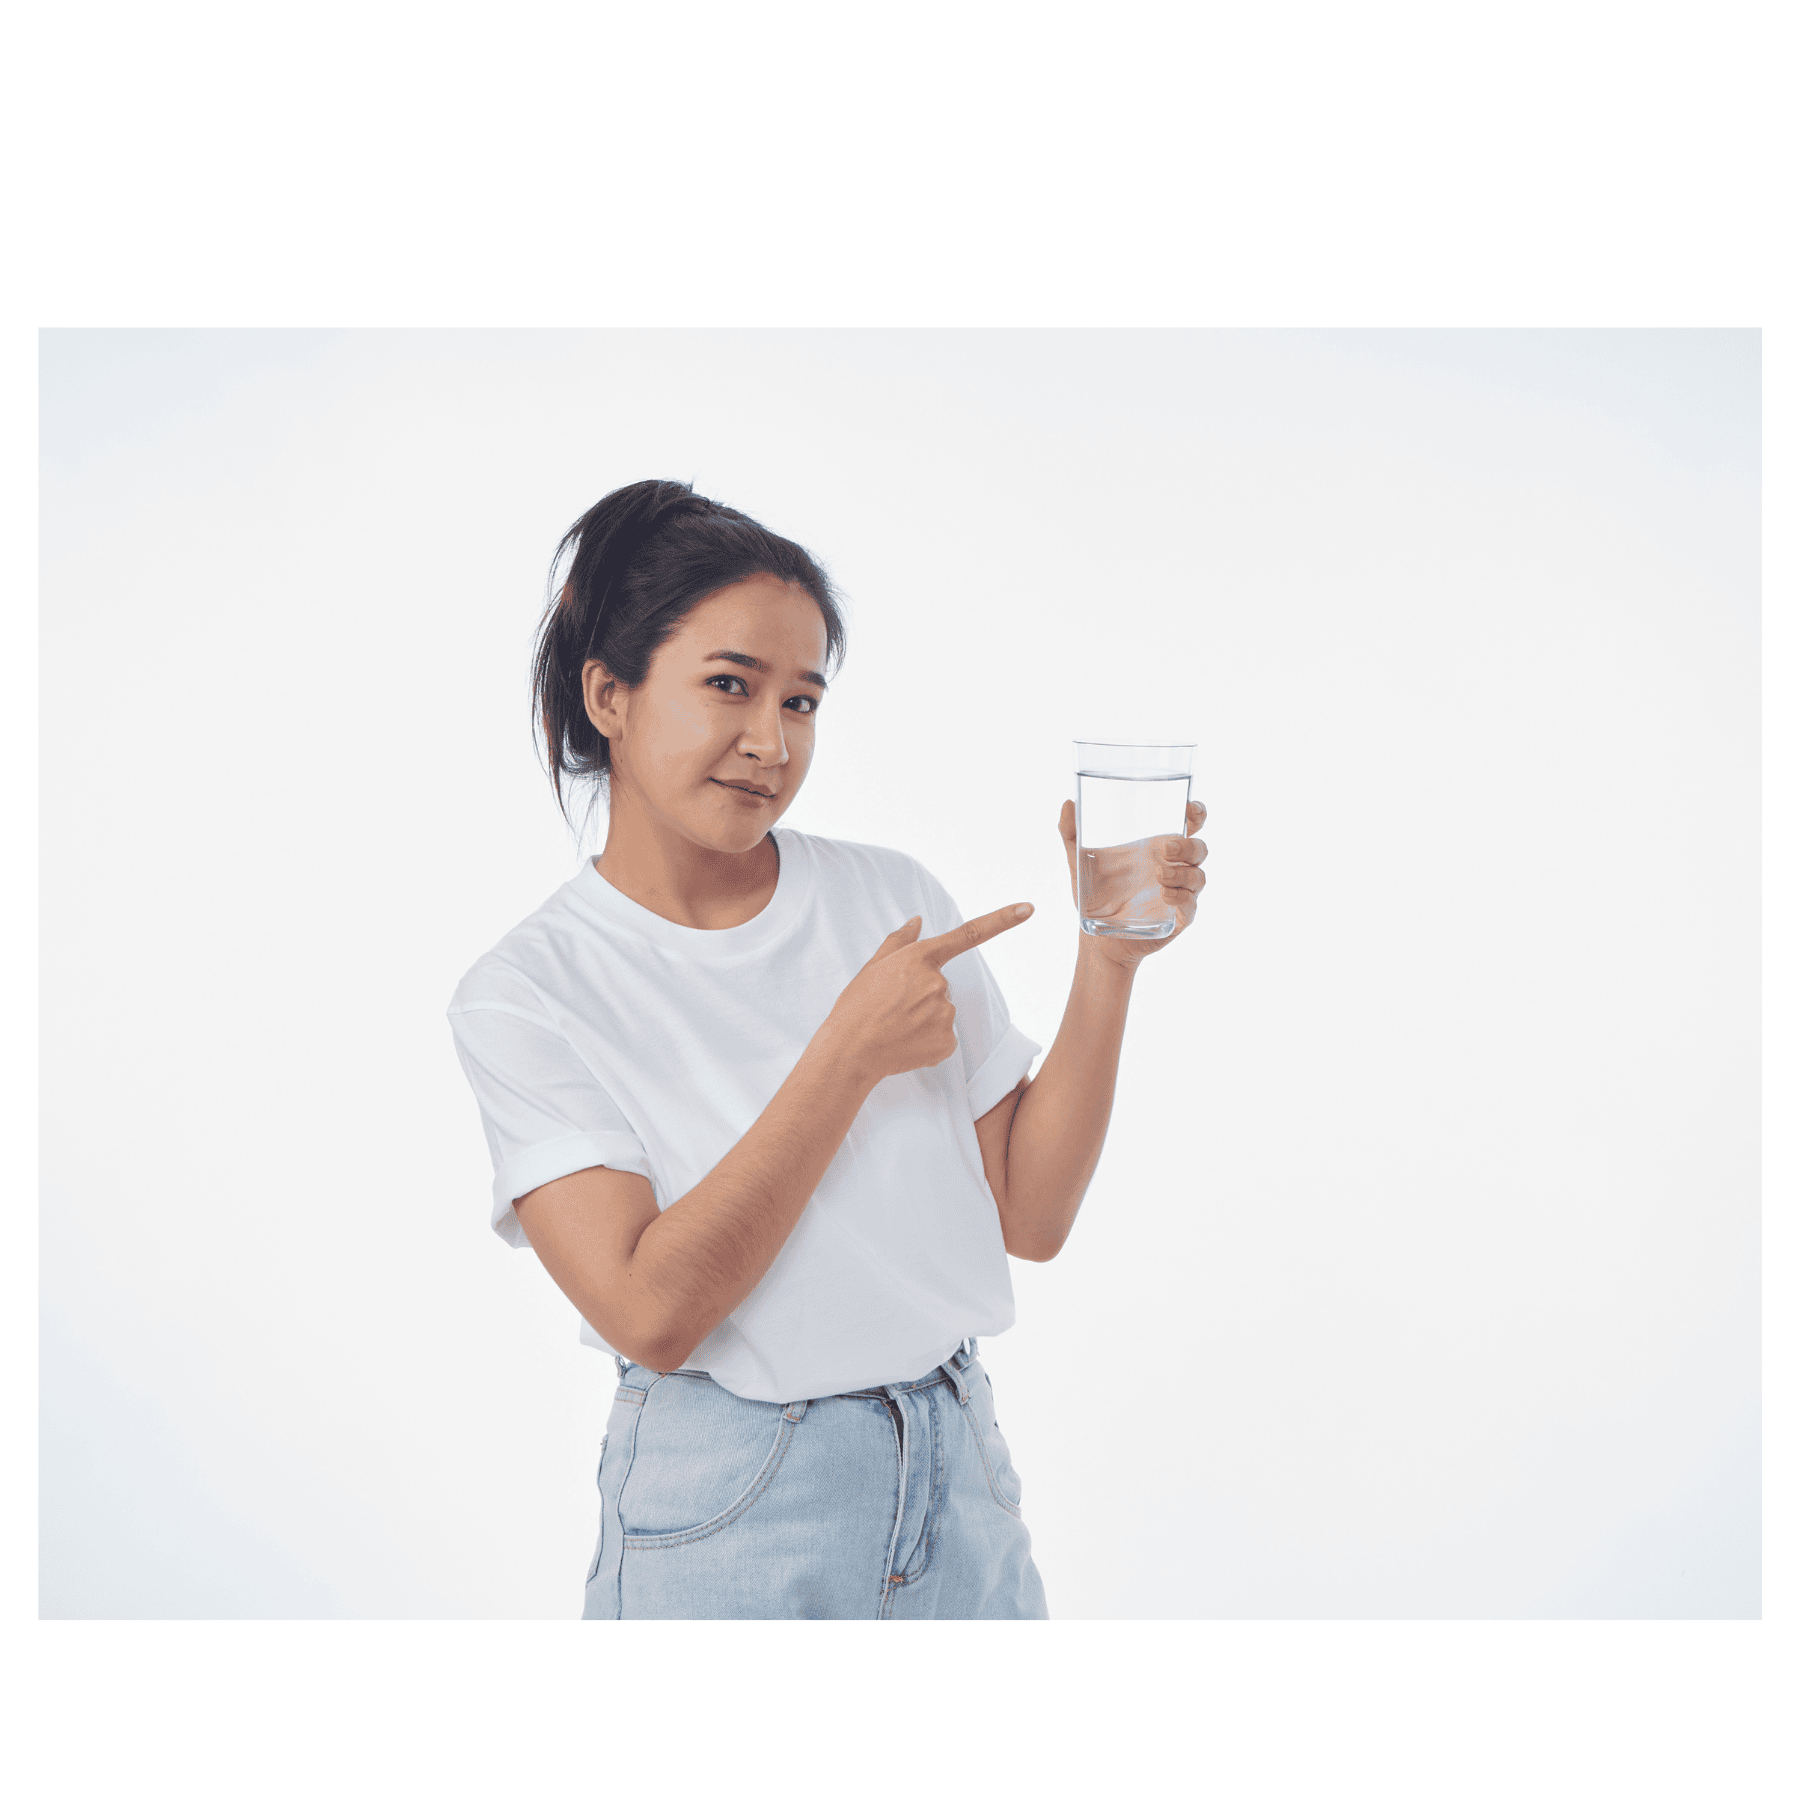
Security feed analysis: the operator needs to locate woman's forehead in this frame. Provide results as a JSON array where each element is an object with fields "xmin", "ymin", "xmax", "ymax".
[{"xmin": 673, "ymin": 577, "xmax": 828, "ymax": 656}]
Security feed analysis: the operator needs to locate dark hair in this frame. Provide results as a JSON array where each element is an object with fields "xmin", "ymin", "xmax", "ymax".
[{"xmin": 531, "ymin": 479, "xmax": 847, "ymax": 829}]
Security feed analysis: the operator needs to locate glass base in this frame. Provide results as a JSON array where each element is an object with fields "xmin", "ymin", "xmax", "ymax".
[{"xmin": 1080, "ymin": 917, "xmax": 1175, "ymax": 940}]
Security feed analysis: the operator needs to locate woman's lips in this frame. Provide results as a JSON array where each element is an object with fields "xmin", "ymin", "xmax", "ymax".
[{"xmin": 712, "ymin": 779, "xmax": 775, "ymax": 800}]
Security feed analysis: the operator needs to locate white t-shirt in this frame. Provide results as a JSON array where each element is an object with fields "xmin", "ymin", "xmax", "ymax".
[{"xmin": 446, "ymin": 827, "xmax": 1041, "ymax": 1402}]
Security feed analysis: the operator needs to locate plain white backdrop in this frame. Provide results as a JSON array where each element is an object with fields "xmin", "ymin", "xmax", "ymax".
[{"xmin": 38, "ymin": 327, "xmax": 1758, "ymax": 1618}]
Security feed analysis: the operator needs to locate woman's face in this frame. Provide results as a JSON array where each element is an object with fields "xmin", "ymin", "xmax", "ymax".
[{"xmin": 587, "ymin": 574, "xmax": 830, "ymax": 855}]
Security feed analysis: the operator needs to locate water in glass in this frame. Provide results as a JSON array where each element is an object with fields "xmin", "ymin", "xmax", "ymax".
[{"xmin": 1076, "ymin": 769, "xmax": 1191, "ymax": 938}]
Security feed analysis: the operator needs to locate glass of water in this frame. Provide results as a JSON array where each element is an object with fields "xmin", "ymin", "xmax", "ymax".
[{"xmin": 1074, "ymin": 741, "xmax": 1195, "ymax": 939}]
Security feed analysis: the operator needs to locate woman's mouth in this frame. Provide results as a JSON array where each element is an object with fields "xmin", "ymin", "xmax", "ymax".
[{"xmin": 711, "ymin": 779, "xmax": 775, "ymax": 801}]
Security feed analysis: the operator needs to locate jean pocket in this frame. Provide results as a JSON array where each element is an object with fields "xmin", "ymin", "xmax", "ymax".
[
  {"xmin": 618, "ymin": 1375, "xmax": 799, "ymax": 1546},
  {"xmin": 964, "ymin": 1367, "xmax": 1024, "ymax": 1518}
]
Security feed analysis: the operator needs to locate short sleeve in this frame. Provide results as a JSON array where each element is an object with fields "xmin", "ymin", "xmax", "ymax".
[
  {"xmin": 910, "ymin": 862, "xmax": 1043, "ymax": 1121},
  {"xmin": 447, "ymin": 1001, "xmax": 654, "ymax": 1248}
]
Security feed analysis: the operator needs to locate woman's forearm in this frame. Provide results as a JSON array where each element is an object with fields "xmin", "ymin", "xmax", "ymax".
[
  {"xmin": 999, "ymin": 937, "xmax": 1136, "ymax": 1259},
  {"xmin": 598, "ymin": 906, "xmax": 1031, "ymax": 1369},
  {"xmin": 624, "ymin": 1020, "xmax": 876, "ymax": 1367}
]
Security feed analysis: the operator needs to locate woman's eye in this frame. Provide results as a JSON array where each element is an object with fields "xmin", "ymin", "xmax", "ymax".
[{"xmin": 705, "ymin": 675, "xmax": 816, "ymax": 713}]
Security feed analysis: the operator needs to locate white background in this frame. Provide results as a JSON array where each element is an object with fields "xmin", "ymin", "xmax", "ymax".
[{"xmin": 38, "ymin": 327, "xmax": 1759, "ymax": 1619}]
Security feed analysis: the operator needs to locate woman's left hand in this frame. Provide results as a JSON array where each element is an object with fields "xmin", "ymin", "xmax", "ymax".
[{"xmin": 1058, "ymin": 798, "xmax": 1208, "ymax": 971}]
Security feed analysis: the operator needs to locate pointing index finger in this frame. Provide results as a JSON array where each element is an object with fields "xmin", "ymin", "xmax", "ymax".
[{"xmin": 918, "ymin": 903, "xmax": 1035, "ymax": 968}]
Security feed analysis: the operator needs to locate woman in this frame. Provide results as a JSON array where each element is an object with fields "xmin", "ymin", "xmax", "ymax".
[{"xmin": 447, "ymin": 479, "xmax": 1206, "ymax": 1619}]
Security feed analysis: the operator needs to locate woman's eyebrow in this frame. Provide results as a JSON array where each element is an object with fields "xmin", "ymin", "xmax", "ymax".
[{"xmin": 704, "ymin": 649, "xmax": 828, "ymax": 691}]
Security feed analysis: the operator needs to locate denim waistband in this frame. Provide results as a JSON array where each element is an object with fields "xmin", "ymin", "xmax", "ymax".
[
  {"xmin": 845, "ymin": 1337, "xmax": 979, "ymax": 1401},
  {"xmin": 614, "ymin": 1336, "xmax": 981, "ymax": 1407}
]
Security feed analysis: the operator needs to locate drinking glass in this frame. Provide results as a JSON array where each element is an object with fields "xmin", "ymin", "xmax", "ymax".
[{"xmin": 1073, "ymin": 741, "xmax": 1195, "ymax": 939}]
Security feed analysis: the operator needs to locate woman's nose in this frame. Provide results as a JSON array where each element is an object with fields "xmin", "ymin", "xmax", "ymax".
[{"xmin": 738, "ymin": 702, "xmax": 790, "ymax": 766}]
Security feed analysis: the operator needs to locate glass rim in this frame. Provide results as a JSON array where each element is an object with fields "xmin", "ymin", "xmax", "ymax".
[{"xmin": 1073, "ymin": 738, "xmax": 1196, "ymax": 749}]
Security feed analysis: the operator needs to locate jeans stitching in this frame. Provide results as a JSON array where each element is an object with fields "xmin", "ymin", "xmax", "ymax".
[
  {"xmin": 877, "ymin": 1391, "xmax": 909, "ymax": 1617},
  {"xmin": 584, "ymin": 1432, "xmax": 611, "ymax": 1585},
  {"xmin": 621, "ymin": 1410, "xmax": 801, "ymax": 1549},
  {"xmin": 893, "ymin": 1385, "xmax": 950, "ymax": 1590},
  {"xmin": 599, "ymin": 1393, "xmax": 647, "ymax": 1619},
  {"xmin": 959, "ymin": 1387, "xmax": 1024, "ymax": 1519},
  {"xmin": 585, "ymin": 1376, "xmax": 650, "ymax": 1591}
]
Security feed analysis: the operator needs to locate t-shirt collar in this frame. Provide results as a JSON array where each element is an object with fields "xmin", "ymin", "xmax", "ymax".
[{"xmin": 568, "ymin": 827, "xmax": 809, "ymax": 960}]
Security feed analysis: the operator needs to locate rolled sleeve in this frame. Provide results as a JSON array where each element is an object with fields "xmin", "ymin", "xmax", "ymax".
[
  {"xmin": 448, "ymin": 999, "xmax": 653, "ymax": 1250},
  {"xmin": 489, "ymin": 1130, "xmax": 656, "ymax": 1248},
  {"xmin": 965, "ymin": 1022, "xmax": 1042, "ymax": 1121},
  {"xmin": 905, "ymin": 858, "xmax": 1043, "ymax": 1123}
]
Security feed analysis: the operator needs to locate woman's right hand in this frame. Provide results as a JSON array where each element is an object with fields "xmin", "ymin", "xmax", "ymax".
[{"xmin": 823, "ymin": 904, "xmax": 1035, "ymax": 1086}]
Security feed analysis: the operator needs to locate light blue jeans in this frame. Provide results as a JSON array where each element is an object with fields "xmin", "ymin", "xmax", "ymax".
[{"xmin": 581, "ymin": 1339, "xmax": 1049, "ymax": 1619}]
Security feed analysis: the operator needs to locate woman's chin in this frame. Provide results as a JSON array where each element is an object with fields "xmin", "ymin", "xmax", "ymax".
[{"xmin": 691, "ymin": 808, "xmax": 781, "ymax": 855}]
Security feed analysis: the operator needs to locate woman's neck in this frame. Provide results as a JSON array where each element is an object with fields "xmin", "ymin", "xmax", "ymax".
[{"xmin": 593, "ymin": 798, "xmax": 781, "ymax": 931}]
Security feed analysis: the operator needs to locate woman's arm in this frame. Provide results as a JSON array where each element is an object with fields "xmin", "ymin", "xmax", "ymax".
[
  {"xmin": 516, "ymin": 1032, "xmax": 878, "ymax": 1370},
  {"xmin": 514, "ymin": 902, "xmax": 1033, "ymax": 1371},
  {"xmin": 977, "ymin": 798, "xmax": 1207, "ymax": 1260},
  {"xmin": 975, "ymin": 939, "xmax": 1135, "ymax": 1260}
]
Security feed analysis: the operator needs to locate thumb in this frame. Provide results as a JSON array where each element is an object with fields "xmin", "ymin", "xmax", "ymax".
[{"xmin": 868, "ymin": 915, "xmax": 924, "ymax": 963}]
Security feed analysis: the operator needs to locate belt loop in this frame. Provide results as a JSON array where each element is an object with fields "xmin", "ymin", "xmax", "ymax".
[
  {"xmin": 783, "ymin": 1397, "xmax": 810, "ymax": 1423},
  {"xmin": 943, "ymin": 1354, "xmax": 971, "ymax": 1407}
]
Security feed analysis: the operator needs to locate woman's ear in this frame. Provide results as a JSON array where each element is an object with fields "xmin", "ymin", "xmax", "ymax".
[{"xmin": 582, "ymin": 659, "xmax": 625, "ymax": 739}]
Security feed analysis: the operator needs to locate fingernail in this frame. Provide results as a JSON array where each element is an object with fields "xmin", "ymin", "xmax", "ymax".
[{"xmin": 1013, "ymin": 903, "xmax": 1033, "ymax": 918}]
